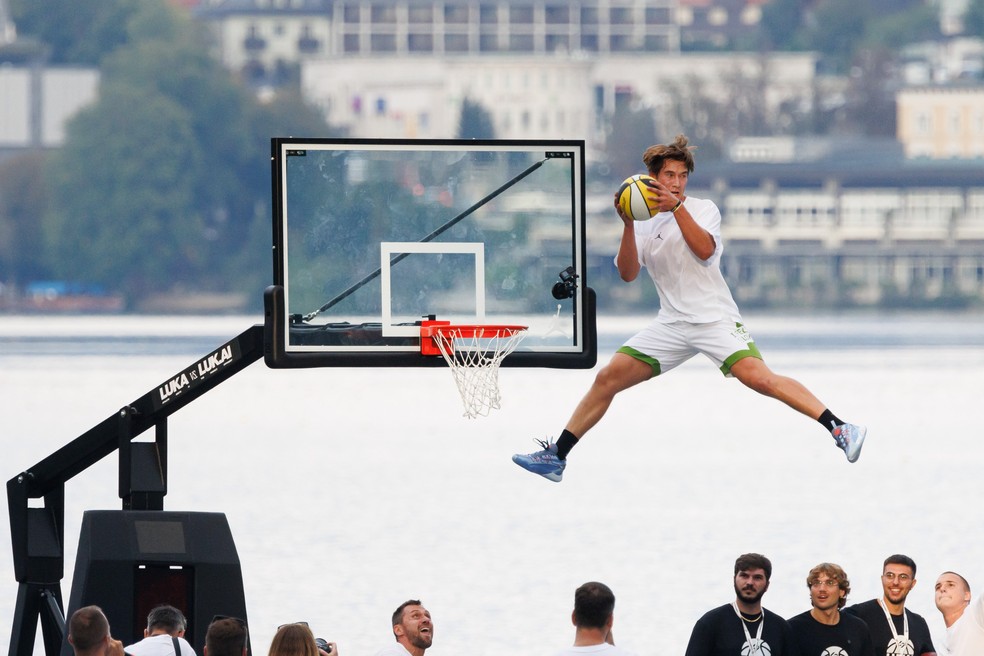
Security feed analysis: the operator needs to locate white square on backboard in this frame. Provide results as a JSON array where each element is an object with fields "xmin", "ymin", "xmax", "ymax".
[{"xmin": 380, "ymin": 242, "xmax": 485, "ymax": 337}]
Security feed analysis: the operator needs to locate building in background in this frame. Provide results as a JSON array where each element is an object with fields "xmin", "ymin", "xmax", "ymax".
[{"xmin": 896, "ymin": 86, "xmax": 984, "ymax": 159}]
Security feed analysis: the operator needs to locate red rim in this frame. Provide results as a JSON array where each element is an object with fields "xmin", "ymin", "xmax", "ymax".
[{"xmin": 431, "ymin": 324, "xmax": 527, "ymax": 339}]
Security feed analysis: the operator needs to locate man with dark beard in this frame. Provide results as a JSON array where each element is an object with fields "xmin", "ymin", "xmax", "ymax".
[
  {"xmin": 374, "ymin": 600, "xmax": 433, "ymax": 656},
  {"xmin": 844, "ymin": 555, "xmax": 936, "ymax": 656},
  {"xmin": 685, "ymin": 553, "xmax": 799, "ymax": 656}
]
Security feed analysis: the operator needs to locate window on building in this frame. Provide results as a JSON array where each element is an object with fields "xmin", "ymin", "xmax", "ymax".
[
  {"xmin": 480, "ymin": 4, "xmax": 498, "ymax": 24},
  {"xmin": 610, "ymin": 34, "xmax": 634, "ymax": 52},
  {"xmin": 581, "ymin": 7, "xmax": 599, "ymax": 25},
  {"xmin": 408, "ymin": 6, "xmax": 433, "ymax": 23},
  {"xmin": 371, "ymin": 3, "xmax": 396, "ymax": 23},
  {"xmin": 445, "ymin": 4, "xmax": 469, "ymax": 24},
  {"xmin": 409, "ymin": 33, "xmax": 434, "ymax": 52},
  {"xmin": 343, "ymin": 3, "xmax": 360, "ymax": 23},
  {"xmin": 581, "ymin": 34, "xmax": 599, "ymax": 51},
  {"xmin": 510, "ymin": 34, "xmax": 534, "ymax": 51},
  {"xmin": 343, "ymin": 33, "xmax": 360, "ymax": 52},
  {"xmin": 244, "ymin": 25, "xmax": 266, "ymax": 51},
  {"xmin": 371, "ymin": 33, "xmax": 396, "ymax": 52},
  {"xmin": 510, "ymin": 6, "xmax": 534, "ymax": 24},
  {"xmin": 917, "ymin": 112, "xmax": 930, "ymax": 135},
  {"xmin": 375, "ymin": 97, "xmax": 386, "ymax": 115},
  {"xmin": 644, "ymin": 35, "xmax": 668, "ymax": 51},
  {"xmin": 521, "ymin": 110, "xmax": 530, "ymax": 131},
  {"xmin": 545, "ymin": 5, "xmax": 569, "ymax": 24},
  {"xmin": 298, "ymin": 25, "xmax": 320, "ymax": 53},
  {"xmin": 646, "ymin": 7, "xmax": 671, "ymax": 24},
  {"xmin": 445, "ymin": 33, "xmax": 469, "ymax": 52},
  {"xmin": 479, "ymin": 34, "xmax": 498, "ymax": 51},
  {"xmin": 610, "ymin": 6, "xmax": 632, "ymax": 25},
  {"xmin": 546, "ymin": 34, "xmax": 570, "ymax": 52}
]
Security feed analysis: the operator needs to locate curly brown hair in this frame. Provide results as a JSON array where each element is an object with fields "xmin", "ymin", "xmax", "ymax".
[{"xmin": 807, "ymin": 562, "xmax": 851, "ymax": 608}]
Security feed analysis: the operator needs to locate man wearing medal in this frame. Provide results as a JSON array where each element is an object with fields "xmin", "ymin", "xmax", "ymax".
[
  {"xmin": 788, "ymin": 563, "xmax": 875, "ymax": 656},
  {"xmin": 844, "ymin": 555, "xmax": 936, "ymax": 656},
  {"xmin": 685, "ymin": 553, "xmax": 799, "ymax": 656}
]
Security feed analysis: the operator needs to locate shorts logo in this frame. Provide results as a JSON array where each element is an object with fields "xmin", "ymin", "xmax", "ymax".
[{"xmin": 732, "ymin": 324, "xmax": 752, "ymax": 344}]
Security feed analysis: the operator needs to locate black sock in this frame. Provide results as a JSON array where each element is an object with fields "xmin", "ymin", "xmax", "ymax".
[
  {"xmin": 818, "ymin": 409, "xmax": 845, "ymax": 432},
  {"xmin": 556, "ymin": 430, "xmax": 579, "ymax": 460}
]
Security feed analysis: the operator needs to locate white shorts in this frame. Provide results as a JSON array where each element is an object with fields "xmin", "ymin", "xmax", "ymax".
[{"xmin": 617, "ymin": 319, "xmax": 762, "ymax": 377}]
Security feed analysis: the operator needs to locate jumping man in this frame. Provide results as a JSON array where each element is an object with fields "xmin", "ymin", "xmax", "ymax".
[{"xmin": 513, "ymin": 134, "xmax": 866, "ymax": 482}]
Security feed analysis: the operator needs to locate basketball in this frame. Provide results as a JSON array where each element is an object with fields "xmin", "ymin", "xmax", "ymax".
[{"xmin": 617, "ymin": 174, "xmax": 658, "ymax": 221}]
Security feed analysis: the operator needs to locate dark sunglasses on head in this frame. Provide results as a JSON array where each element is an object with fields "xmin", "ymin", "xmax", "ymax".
[{"xmin": 278, "ymin": 621, "xmax": 309, "ymax": 630}]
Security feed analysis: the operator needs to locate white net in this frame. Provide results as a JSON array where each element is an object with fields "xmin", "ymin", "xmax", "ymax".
[{"xmin": 432, "ymin": 326, "xmax": 528, "ymax": 418}]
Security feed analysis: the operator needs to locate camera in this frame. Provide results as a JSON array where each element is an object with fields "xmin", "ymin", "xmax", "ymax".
[
  {"xmin": 552, "ymin": 265, "xmax": 578, "ymax": 300},
  {"xmin": 315, "ymin": 638, "xmax": 333, "ymax": 654}
]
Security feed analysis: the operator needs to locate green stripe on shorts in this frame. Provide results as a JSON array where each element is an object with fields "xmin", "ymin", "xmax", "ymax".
[
  {"xmin": 720, "ymin": 338, "xmax": 763, "ymax": 376},
  {"xmin": 617, "ymin": 345, "xmax": 661, "ymax": 377}
]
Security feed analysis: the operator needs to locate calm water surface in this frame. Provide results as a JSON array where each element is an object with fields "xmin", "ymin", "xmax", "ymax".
[{"xmin": 2, "ymin": 313, "xmax": 983, "ymax": 655}]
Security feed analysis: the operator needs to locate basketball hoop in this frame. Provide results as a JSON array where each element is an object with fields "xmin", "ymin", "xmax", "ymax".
[{"xmin": 420, "ymin": 321, "xmax": 528, "ymax": 418}]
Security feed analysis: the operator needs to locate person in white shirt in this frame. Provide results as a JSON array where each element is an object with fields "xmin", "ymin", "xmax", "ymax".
[
  {"xmin": 935, "ymin": 571, "xmax": 984, "ymax": 655},
  {"xmin": 125, "ymin": 605, "xmax": 196, "ymax": 656},
  {"xmin": 513, "ymin": 134, "xmax": 867, "ymax": 483},
  {"xmin": 554, "ymin": 581, "xmax": 636, "ymax": 656},
  {"xmin": 374, "ymin": 600, "xmax": 433, "ymax": 656}
]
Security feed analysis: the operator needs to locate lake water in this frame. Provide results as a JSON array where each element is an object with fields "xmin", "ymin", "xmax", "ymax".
[{"xmin": 2, "ymin": 312, "xmax": 984, "ymax": 656}]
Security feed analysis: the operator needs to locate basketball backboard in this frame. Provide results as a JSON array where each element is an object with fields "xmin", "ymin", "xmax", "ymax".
[{"xmin": 264, "ymin": 138, "xmax": 595, "ymax": 368}]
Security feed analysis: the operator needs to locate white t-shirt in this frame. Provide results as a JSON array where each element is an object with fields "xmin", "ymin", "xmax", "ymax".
[
  {"xmin": 943, "ymin": 594, "xmax": 984, "ymax": 655},
  {"xmin": 373, "ymin": 644, "xmax": 413, "ymax": 656},
  {"xmin": 628, "ymin": 196, "xmax": 741, "ymax": 324},
  {"xmin": 125, "ymin": 634, "xmax": 196, "ymax": 656},
  {"xmin": 553, "ymin": 643, "xmax": 637, "ymax": 656}
]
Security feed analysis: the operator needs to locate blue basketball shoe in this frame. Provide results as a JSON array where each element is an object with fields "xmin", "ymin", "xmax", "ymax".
[
  {"xmin": 832, "ymin": 423, "xmax": 866, "ymax": 463},
  {"xmin": 512, "ymin": 439, "xmax": 566, "ymax": 482}
]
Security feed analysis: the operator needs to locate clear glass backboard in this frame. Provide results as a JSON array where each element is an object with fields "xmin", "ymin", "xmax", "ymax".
[{"xmin": 264, "ymin": 138, "xmax": 595, "ymax": 368}]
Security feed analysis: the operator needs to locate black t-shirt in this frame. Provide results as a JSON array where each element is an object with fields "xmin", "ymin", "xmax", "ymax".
[
  {"xmin": 685, "ymin": 603, "xmax": 801, "ymax": 656},
  {"xmin": 788, "ymin": 610, "xmax": 875, "ymax": 656},
  {"xmin": 843, "ymin": 599, "xmax": 936, "ymax": 656}
]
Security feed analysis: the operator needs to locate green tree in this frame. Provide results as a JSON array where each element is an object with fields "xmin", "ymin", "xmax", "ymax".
[
  {"xmin": 865, "ymin": 3, "xmax": 941, "ymax": 49},
  {"xmin": 758, "ymin": 0, "xmax": 808, "ymax": 50},
  {"xmin": 43, "ymin": 0, "xmax": 332, "ymax": 302},
  {"xmin": 457, "ymin": 98, "xmax": 496, "ymax": 139},
  {"xmin": 0, "ymin": 153, "xmax": 49, "ymax": 285},
  {"xmin": 965, "ymin": 0, "xmax": 984, "ymax": 37},
  {"xmin": 9, "ymin": 0, "xmax": 140, "ymax": 64}
]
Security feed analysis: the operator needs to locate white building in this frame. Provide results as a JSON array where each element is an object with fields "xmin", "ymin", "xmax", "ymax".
[
  {"xmin": 0, "ymin": 66, "xmax": 99, "ymax": 149},
  {"xmin": 195, "ymin": 0, "xmax": 333, "ymax": 84},
  {"xmin": 302, "ymin": 55, "xmax": 596, "ymax": 142},
  {"xmin": 897, "ymin": 85, "xmax": 984, "ymax": 159},
  {"xmin": 301, "ymin": 51, "xmax": 817, "ymax": 153}
]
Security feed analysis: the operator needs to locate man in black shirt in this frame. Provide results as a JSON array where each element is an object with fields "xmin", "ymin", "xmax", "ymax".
[
  {"xmin": 844, "ymin": 554, "xmax": 936, "ymax": 656},
  {"xmin": 788, "ymin": 562, "xmax": 874, "ymax": 656},
  {"xmin": 685, "ymin": 553, "xmax": 800, "ymax": 656}
]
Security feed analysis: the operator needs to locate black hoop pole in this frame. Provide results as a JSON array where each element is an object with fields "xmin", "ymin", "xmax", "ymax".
[{"xmin": 302, "ymin": 156, "xmax": 548, "ymax": 322}]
